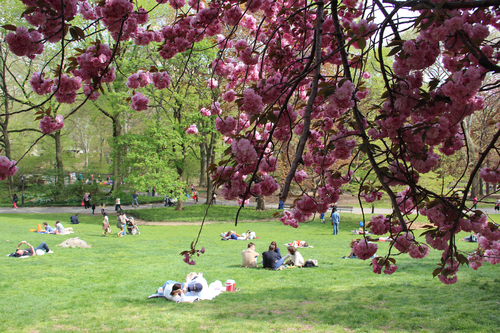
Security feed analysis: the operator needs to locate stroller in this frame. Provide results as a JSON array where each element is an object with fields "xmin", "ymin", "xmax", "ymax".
[
  {"xmin": 124, "ymin": 215, "xmax": 140, "ymax": 235},
  {"xmin": 164, "ymin": 196, "xmax": 177, "ymax": 207}
]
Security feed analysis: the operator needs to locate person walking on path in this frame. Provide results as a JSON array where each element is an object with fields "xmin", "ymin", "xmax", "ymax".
[
  {"xmin": 115, "ymin": 198, "xmax": 122, "ymax": 211},
  {"xmin": 472, "ymin": 196, "xmax": 478, "ymax": 210},
  {"xmin": 331, "ymin": 207, "xmax": 340, "ymax": 235},
  {"xmin": 83, "ymin": 193, "xmax": 90, "ymax": 209},
  {"xmin": 91, "ymin": 203, "xmax": 96, "ymax": 214},
  {"xmin": 152, "ymin": 186, "xmax": 156, "ymax": 197},
  {"xmin": 132, "ymin": 191, "xmax": 139, "ymax": 207},
  {"xmin": 12, "ymin": 193, "xmax": 18, "ymax": 210}
]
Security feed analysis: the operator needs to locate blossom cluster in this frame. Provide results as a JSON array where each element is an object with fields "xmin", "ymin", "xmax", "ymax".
[
  {"xmin": 0, "ymin": 156, "xmax": 18, "ymax": 180},
  {"xmin": 39, "ymin": 115, "xmax": 64, "ymax": 135}
]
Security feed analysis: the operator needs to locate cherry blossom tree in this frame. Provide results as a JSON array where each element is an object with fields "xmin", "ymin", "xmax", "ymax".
[{"xmin": 4, "ymin": 0, "xmax": 500, "ymax": 282}]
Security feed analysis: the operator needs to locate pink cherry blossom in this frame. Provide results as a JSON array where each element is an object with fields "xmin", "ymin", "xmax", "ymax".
[
  {"xmin": 130, "ymin": 92, "xmax": 149, "ymax": 111},
  {"xmin": 383, "ymin": 265, "xmax": 398, "ymax": 275},
  {"xmin": 52, "ymin": 75, "xmax": 82, "ymax": 104},
  {"xmin": 152, "ymin": 72, "xmax": 171, "ymax": 89},
  {"xmin": 253, "ymin": 175, "xmax": 279, "ymax": 196},
  {"xmin": 294, "ymin": 170, "xmax": 308, "ymax": 183},
  {"xmin": 372, "ymin": 258, "xmax": 383, "ymax": 274},
  {"xmin": 0, "ymin": 156, "xmax": 18, "ymax": 180},
  {"xmin": 215, "ymin": 117, "xmax": 236, "ymax": 136},
  {"xmin": 200, "ymin": 108, "xmax": 211, "ymax": 117},
  {"xmin": 5, "ymin": 27, "xmax": 44, "ymax": 59},
  {"xmin": 353, "ymin": 239, "xmax": 378, "ymax": 260},
  {"xmin": 479, "ymin": 167, "xmax": 500, "ymax": 184},
  {"xmin": 39, "ymin": 115, "xmax": 64, "ymax": 135},
  {"xmin": 394, "ymin": 232, "xmax": 415, "ymax": 253},
  {"xmin": 30, "ymin": 72, "xmax": 53, "ymax": 95},
  {"xmin": 126, "ymin": 71, "xmax": 151, "ymax": 89},
  {"xmin": 408, "ymin": 244, "xmax": 430, "ymax": 259},
  {"xmin": 240, "ymin": 88, "xmax": 263, "ymax": 116},
  {"xmin": 207, "ymin": 78, "xmax": 218, "ymax": 89},
  {"xmin": 232, "ymin": 139, "xmax": 258, "ymax": 165},
  {"xmin": 186, "ymin": 124, "xmax": 198, "ymax": 134}
]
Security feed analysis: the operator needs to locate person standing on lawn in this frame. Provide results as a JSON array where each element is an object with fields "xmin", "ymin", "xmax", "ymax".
[
  {"xmin": 331, "ymin": 207, "xmax": 340, "ymax": 235},
  {"xmin": 12, "ymin": 193, "xmax": 18, "ymax": 210}
]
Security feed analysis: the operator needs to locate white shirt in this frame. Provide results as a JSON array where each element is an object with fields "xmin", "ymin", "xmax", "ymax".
[
  {"xmin": 56, "ymin": 223, "xmax": 65, "ymax": 234},
  {"xmin": 282, "ymin": 251, "xmax": 305, "ymax": 267}
]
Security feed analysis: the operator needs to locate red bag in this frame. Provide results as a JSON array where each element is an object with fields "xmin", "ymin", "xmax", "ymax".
[{"xmin": 81, "ymin": 201, "xmax": 84, "ymax": 206}]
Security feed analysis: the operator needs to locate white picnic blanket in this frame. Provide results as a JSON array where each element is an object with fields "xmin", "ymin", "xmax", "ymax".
[{"xmin": 148, "ymin": 277, "xmax": 224, "ymax": 303}]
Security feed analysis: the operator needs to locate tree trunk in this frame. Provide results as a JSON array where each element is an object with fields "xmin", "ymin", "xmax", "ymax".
[
  {"xmin": 256, "ymin": 196, "xmax": 266, "ymax": 210},
  {"xmin": 199, "ymin": 142, "xmax": 206, "ymax": 187},
  {"xmin": 205, "ymin": 133, "xmax": 216, "ymax": 204},
  {"xmin": 54, "ymin": 130, "xmax": 64, "ymax": 189},
  {"xmin": 112, "ymin": 116, "xmax": 122, "ymax": 192},
  {"xmin": 175, "ymin": 198, "xmax": 183, "ymax": 211},
  {"xmin": 3, "ymin": 126, "xmax": 13, "ymax": 197}
]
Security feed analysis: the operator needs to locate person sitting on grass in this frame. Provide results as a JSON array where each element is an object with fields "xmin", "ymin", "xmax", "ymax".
[
  {"xmin": 43, "ymin": 222, "xmax": 56, "ymax": 234},
  {"xmin": 263, "ymin": 244, "xmax": 282, "ymax": 270},
  {"xmin": 55, "ymin": 221, "xmax": 73, "ymax": 234},
  {"xmin": 70, "ymin": 214, "xmax": 80, "ymax": 224},
  {"xmin": 241, "ymin": 242, "xmax": 260, "ymax": 267},
  {"xmin": 9, "ymin": 241, "xmax": 53, "ymax": 257},
  {"xmin": 460, "ymin": 232, "xmax": 478, "ymax": 242},
  {"xmin": 281, "ymin": 245, "xmax": 305, "ymax": 267},
  {"xmin": 342, "ymin": 240, "xmax": 359, "ymax": 259},
  {"xmin": 270, "ymin": 241, "xmax": 282, "ymax": 260}
]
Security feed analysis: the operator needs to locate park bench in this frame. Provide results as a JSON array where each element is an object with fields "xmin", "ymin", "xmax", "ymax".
[{"xmin": 336, "ymin": 206, "xmax": 354, "ymax": 213}]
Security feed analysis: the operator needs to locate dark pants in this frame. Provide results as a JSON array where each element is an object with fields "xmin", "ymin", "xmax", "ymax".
[{"xmin": 35, "ymin": 242, "xmax": 50, "ymax": 253}]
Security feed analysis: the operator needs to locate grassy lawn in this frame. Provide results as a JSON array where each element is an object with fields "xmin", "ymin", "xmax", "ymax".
[
  {"xmin": 130, "ymin": 205, "xmax": 279, "ymax": 222},
  {"xmin": 1, "ymin": 212, "xmax": 499, "ymax": 332}
]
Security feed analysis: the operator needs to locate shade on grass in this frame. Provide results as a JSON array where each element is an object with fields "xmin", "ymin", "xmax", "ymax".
[
  {"xmin": 129, "ymin": 204, "xmax": 279, "ymax": 222},
  {"xmin": 1, "ymin": 213, "xmax": 499, "ymax": 332}
]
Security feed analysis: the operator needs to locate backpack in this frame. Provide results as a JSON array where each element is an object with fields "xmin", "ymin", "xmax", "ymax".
[{"xmin": 304, "ymin": 259, "xmax": 318, "ymax": 267}]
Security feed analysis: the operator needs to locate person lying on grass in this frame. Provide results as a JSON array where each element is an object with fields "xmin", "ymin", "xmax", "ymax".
[
  {"xmin": 55, "ymin": 221, "xmax": 73, "ymax": 234},
  {"xmin": 170, "ymin": 272, "xmax": 206, "ymax": 297},
  {"xmin": 221, "ymin": 230, "xmax": 256, "ymax": 240},
  {"xmin": 8, "ymin": 241, "xmax": 53, "ymax": 257},
  {"xmin": 43, "ymin": 222, "xmax": 56, "ymax": 234}
]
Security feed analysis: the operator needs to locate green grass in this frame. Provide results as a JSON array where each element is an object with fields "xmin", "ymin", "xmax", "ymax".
[
  {"xmin": 129, "ymin": 204, "xmax": 279, "ymax": 222},
  {"xmin": 1, "ymin": 213, "xmax": 500, "ymax": 332}
]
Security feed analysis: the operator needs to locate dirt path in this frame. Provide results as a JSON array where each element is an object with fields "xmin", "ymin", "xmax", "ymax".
[{"xmin": 136, "ymin": 219, "xmax": 275, "ymax": 226}]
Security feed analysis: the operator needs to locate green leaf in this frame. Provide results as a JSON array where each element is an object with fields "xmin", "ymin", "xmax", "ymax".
[
  {"xmin": 387, "ymin": 46, "xmax": 402, "ymax": 57},
  {"xmin": 357, "ymin": 38, "xmax": 366, "ymax": 50}
]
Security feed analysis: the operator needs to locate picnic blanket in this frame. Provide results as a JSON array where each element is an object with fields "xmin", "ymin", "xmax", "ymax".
[
  {"xmin": 148, "ymin": 276, "xmax": 224, "ymax": 303},
  {"xmin": 285, "ymin": 240, "xmax": 313, "ymax": 248},
  {"xmin": 57, "ymin": 237, "xmax": 91, "ymax": 248}
]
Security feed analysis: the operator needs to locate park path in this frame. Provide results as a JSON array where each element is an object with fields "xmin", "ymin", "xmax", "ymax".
[{"xmin": 1, "ymin": 197, "xmax": 498, "ymax": 224}]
